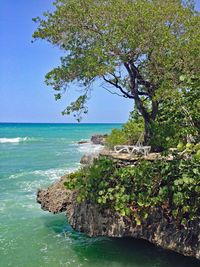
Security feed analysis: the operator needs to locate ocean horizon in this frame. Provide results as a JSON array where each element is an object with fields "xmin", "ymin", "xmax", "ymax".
[{"xmin": 0, "ymin": 122, "xmax": 124, "ymax": 124}]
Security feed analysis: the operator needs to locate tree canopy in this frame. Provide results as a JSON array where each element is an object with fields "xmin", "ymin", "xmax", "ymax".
[{"xmin": 33, "ymin": 0, "xmax": 200, "ymax": 143}]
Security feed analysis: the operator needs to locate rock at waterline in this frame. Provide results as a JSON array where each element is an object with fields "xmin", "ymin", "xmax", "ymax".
[
  {"xmin": 80, "ymin": 153, "xmax": 99, "ymax": 165},
  {"xmin": 78, "ymin": 141, "xmax": 89, "ymax": 144},
  {"xmin": 37, "ymin": 175, "xmax": 200, "ymax": 261},
  {"xmin": 77, "ymin": 134, "xmax": 108, "ymax": 146},
  {"xmin": 90, "ymin": 134, "xmax": 108, "ymax": 145}
]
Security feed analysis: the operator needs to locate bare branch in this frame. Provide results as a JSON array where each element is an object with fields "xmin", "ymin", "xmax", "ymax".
[
  {"xmin": 102, "ymin": 86, "xmax": 125, "ymax": 97},
  {"xmin": 102, "ymin": 75, "xmax": 134, "ymax": 99}
]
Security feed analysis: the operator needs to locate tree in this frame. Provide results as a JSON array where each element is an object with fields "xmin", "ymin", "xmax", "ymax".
[
  {"xmin": 33, "ymin": 0, "xmax": 200, "ymax": 144},
  {"xmin": 150, "ymin": 74, "xmax": 200, "ymax": 151}
]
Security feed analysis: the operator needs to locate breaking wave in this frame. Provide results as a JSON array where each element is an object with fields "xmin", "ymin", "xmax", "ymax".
[
  {"xmin": 77, "ymin": 143, "xmax": 103, "ymax": 155},
  {"xmin": 0, "ymin": 137, "xmax": 29, "ymax": 143},
  {"xmin": 0, "ymin": 137, "xmax": 46, "ymax": 144}
]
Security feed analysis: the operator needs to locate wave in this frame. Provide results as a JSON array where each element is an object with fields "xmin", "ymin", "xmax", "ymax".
[
  {"xmin": 9, "ymin": 166, "xmax": 79, "ymax": 181},
  {"xmin": 0, "ymin": 137, "xmax": 45, "ymax": 144},
  {"xmin": 0, "ymin": 137, "xmax": 29, "ymax": 143},
  {"xmin": 9, "ymin": 166, "xmax": 79, "ymax": 199},
  {"xmin": 0, "ymin": 137, "xmax": 88, "ymax": 145},
  {"xmin": 77, "ymin": 143, "xmax": 103, "ymax": 155}
]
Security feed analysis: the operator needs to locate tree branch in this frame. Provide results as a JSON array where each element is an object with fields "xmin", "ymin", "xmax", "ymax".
[
  {"xmin": 102, "ymin": 86, "xmax": 125, "ymax": 97},
  {"xmin": 124, "ymin": 62, "xmax": 151, "ymax": 122},
  {"xmin": 102, "ymin": 75, "xmax": 134, "ymax": 99}
]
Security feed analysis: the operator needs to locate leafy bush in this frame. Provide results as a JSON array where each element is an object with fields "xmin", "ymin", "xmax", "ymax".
[
  {"xmin": 105, "ymin": 111, "xmax": 144, "ymax": 149},
  {"xmin": 150, "ymin": 76, "xmax": 200, "ymax": 151},
  {"xmin": 122, "ymin": 116, "xmax": 144, "ymax": 145},
  {"xmin": 105, "ymin": 129, "xmax": 128, "ymax": 149},
  {"xmin": 64, "ymin": 148, "xmax": 200, "ymax": 226},
  {"xmin": 149, "ymin": 120, "xmax": 180, "ymax": 151}
]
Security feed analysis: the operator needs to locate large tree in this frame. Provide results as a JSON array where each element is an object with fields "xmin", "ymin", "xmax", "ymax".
[{"xmin": 33, "ymin": 0, "xmax": 200, "ymax": 143}]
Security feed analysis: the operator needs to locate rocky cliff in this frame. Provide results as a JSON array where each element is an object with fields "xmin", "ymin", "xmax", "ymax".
[
  {"xmin": 90, "ymin": 134, "xmax": 108, "ymax": 145},
  {"xmin": 37, "ymin": 175, "xmax": 200, "ymax": 260}
]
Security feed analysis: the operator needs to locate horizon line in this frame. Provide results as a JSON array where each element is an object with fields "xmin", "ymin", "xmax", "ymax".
[{"xmin": 0, "ymin": 122, "xmax": 124, "ymax": 124}]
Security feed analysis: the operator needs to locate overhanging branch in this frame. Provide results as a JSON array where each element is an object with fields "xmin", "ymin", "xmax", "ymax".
[
  {"xmin": 102, "ymin": 86, "xmax": 125, "ymax": 97},
  {"xmin": 102, "ymin": 75, "xmax": 134, "ymax": 99}
]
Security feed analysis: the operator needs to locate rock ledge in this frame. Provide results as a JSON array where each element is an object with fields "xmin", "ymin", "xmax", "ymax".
[{"xmin": 37, "ymin": 175, "xmax": 200, "ymax": 260}]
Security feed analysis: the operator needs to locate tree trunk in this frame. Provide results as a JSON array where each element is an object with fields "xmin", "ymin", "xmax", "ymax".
[
  {"xmin": 133, "ymin": 96, "xmax": 152, "ymax": 145},
  {"xmin": 144, "ymin": 119, "xmax": 151, "ymax": 145}
]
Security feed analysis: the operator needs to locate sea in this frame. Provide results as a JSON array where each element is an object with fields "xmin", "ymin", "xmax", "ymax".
[{"xmin": 0, "ymin": 123, "xmax": 199, "ymax": 267}]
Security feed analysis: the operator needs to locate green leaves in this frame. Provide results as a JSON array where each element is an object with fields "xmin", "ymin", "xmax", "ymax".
[
  {"xmin": 105, "ymin": 129, "xmax": 128, "ymax": 148},
  {"xmin": 33, "ymin": 0, "xmax": 200, "ymax": 130},
  {"xmin": 64, "ymin": 149, "xmax": 200, "ymax": 226},
  {"xmin": 77, "ymin": 197, "xmax": 82, "ymax": 203}
]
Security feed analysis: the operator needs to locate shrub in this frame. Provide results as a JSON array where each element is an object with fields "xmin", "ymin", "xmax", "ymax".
[
  {"xmin": 105, "ymin": 111, "xmax": 144, "ymax": 149},
  {"xmin": 64, "ymin": 147, "xmax": 200, "ymax": 226},
  {"xmin": 149, "ymin": 120, "xmax": 180, "ymax": 151},
  {"xmin": 105, "ymin": 129, "xmax": 128, "ymax": 149},
  {"xmin": 122, "ymin": 117, "xmax": 144, "ymax": 145}
]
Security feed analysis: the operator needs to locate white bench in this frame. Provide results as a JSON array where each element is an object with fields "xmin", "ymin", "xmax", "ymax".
[{"xmin": 114, "ymin": 145, "xmax": 151, "ymax": 156}]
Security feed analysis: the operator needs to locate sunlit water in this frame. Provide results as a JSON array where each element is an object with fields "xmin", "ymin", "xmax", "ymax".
[{"xmin": 0, "ymin": 123, "xmax": 199, "ymax": 267}]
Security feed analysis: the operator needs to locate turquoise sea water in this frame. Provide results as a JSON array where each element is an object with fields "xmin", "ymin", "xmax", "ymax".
[{"xmin": 0, "ymin": 123, "xmax": 199, "ymax": 267}]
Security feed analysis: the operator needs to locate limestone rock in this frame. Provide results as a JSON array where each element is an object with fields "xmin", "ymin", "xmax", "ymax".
[
  {"xmin": 80, "ymin": 153, "xmax": 99, "ymax": 165},
  {"xmin": 37, "ymin": 175, "xmax": 69, "ymax": 214},
  {"xmin": 91, "ymin": 134, "xmax": 108, "ymax": 145},
  {"xmin": 37, "ymin": 176, "xmax": 200, "ymax": 260},
  {"xmin": 78, "ymin": 141, "xmax": 89, "ymax": 144}
]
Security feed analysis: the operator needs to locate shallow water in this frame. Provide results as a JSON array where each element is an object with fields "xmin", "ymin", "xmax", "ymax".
[{"xmin": 0, "ymin": 123, "xmax": 199, "ymax": 267}]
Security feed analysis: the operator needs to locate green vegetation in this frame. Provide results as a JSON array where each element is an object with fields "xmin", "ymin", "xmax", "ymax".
[
  {"xmin": 150, "ymin": 76, "xmax": 200, "ymax": 151},
  {"xmin": 106, "ymin": 75, "xmax": 200, "ymax": 150},
  {"xmin": 33, "ymin": 0, "xmax": 200, "ymax": 226},
  {"xmin": 64, "ymin": 145, "xmax": 200, "ymax": 226},
  {"xmin": 33, "ymin": 0, "xmax": 200, "ymax": 144},
  {"xmin": 105, "ymin": 129, "xmax": 128, "ymax": 148},
  {"xmin": 105, "ymin": 110, "xmax": 144, "ymax": 148}
]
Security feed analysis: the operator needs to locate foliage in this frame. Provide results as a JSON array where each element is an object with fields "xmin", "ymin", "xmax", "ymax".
[
  {"xmin": 105, "ymin": 109, "xmax": 144, "ymax": 148},
  {"xmin": 32, "ymin": 0, "xmax": 200, "ymax": 143},
  {"xmin": 150, "ymin": 75, "xmax": 200, "ymax": 151},
  {"xmin": 105, "ymin": 129, "xmax": 128, "ymax": 148},
  {"xmin": 64, "ymin": 148, "xmax": 200, "ymax": 226},
  {"xmin": 149, "ymin": 119, "xmax": 180, "ymax": 151},
  {"xmin": 122, "ymin": 112, "xmax": 144, "ymax": 145}
]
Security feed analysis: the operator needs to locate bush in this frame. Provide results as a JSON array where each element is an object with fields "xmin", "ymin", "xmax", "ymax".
[
  {"xmin": 105, "ymin": 111, "xmax": 144, "ymax": 149},
  {"xmin": 149, "ymin": 120, "xmax": 180, "ymax": 151},
  {"xmin": 64, "ymin": 148, "xmax": 200, "ymax": 226},
  {"xmin": 122, "ymin": 116, "xmax": 144, "ymax": 145},
  {"xmin": 105, "ymin": 129, "xmax": 128, "ymax": 149}
]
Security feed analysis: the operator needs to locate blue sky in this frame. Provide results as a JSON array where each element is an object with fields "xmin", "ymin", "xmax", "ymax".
[{"xmin": 0, "ymin": 1, "xmax": 199, "ymax": 123}]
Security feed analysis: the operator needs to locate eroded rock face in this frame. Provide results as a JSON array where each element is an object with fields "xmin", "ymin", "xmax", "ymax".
[
  {"xmin": 37, "ymin": 176, "xmax": 69, "ymax": 214},
  {"xmin": 37, "ymin": 176, "xmax": 200, "ymax": 260},
  {"xmin": 91, "ymin": 134, "xmax": 108, "ymax": 145},
  {"xmin": 80, "ymin": 153, "xmax": 99, "ymax": 165}
]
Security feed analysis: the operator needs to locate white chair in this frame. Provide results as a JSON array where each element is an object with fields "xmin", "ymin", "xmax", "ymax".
[{"xmin": 114, "ymin": 133, "xmax": 151, "ymax": 156}]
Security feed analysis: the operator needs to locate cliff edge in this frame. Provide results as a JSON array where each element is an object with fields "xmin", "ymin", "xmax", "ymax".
[{"xmin": 37, "ymin": 175, "xmax": 200, "ymax": 260}]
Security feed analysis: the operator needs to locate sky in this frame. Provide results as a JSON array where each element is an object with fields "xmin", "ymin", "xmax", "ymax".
[{"xmin": 0, "ymin": 0, "xmax": 199, "ymax": 123}]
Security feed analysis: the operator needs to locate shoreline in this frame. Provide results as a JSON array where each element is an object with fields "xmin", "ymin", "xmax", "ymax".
[
  {"xmin": 37, "ymin": 141, "xmax": 200, "ymax": 261},
  {"xmin": 37, "ymin": 172, "xmax": 200, "ymax": 261}
]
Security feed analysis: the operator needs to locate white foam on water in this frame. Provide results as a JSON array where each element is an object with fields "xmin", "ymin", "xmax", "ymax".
[
  {"xmin": 77, "ymin": 143, "xmax": 103, "ymax": 155},
  {"xmin": 0, "ymin": 137, "xmax": 43, "ymax": 144},
  {"xmin": 9, "ymin": 173, "xmax": 26, "ymax": 179},
  {"xmin": 12, "ymin": 166, "xmax": 80, "ymax": 195},
  {"xmin": 32, "ymin": 167, "xmax": 75, "ymax": 182},
  {"xmin": 9, "ymin": 166, "xmax": 78, "ymax": 181},
  {"xmin": 0, "ymin": 137, "xmax": 28, "ymax": 143}
]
